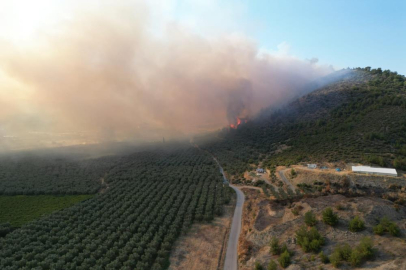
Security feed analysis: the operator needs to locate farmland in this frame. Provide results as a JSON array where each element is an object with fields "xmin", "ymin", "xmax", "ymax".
[
  {"xmin": 0, "ymin": 195, "xmax": 94, "ymax": 227},
  {"xmin": 0, "ymin": 144, "xmax": 230, "ymax": 270}
]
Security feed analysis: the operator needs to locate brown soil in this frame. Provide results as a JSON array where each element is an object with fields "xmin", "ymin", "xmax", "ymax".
[
  {"xmin": 169, "ymin": 195, "xmax": 235, "ymax": 270},
  {"xmin": 239, "ymin": 194, "xmax": 406, "ymax": 270}
]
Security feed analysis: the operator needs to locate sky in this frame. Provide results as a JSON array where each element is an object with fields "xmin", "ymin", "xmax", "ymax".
[
  {"xmin": 245, "ymin": 0, "xmax": 406, "ymax": 75},
  {"xmin": 0, "ymin": 0, "xmax": 404, "ymax": 151},
  {"xmin": 172, "ymin": 0, "xmax": 406, "ymax": 75}
]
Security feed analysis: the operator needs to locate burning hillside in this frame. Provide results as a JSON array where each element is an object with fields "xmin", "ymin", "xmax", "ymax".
[{"xmin": 229, "ymin": 117, "xmax": 248, "ymax": 129}]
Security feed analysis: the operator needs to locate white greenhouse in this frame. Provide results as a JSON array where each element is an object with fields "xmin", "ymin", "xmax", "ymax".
[{"xmin": 352, "ymin": 166, "xmax": 397, "ymax": 177}]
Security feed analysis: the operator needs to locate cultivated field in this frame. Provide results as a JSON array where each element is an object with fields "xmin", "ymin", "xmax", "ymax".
[{"xmin": 0, "ymin": 144, "xmax": 230, "ymax": 270}]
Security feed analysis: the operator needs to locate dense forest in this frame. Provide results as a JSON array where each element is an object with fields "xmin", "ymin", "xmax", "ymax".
[
  {"xmin": 197, "ymin": 67, "xmax": 406, "ymax": 177},
  {"xmin": 0, "ymin": 145, "xmax": 230, "ymax": 270}
]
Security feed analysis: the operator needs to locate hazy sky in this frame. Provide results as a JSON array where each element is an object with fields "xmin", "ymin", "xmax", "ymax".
[{"xmin": 0, "ymin": 0, "xmax": 403, "ymax": 151}]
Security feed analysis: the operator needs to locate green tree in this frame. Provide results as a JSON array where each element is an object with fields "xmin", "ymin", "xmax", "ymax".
[
  {"xmin": 373, "ymin": 224, "xmax": 384, "ymax": 235},
  {"xmin": 349, "ymin": 216, "xmax": 365, "ymax": 232},
  {"xmin": 319, "ymin": 251, "xmax": 329, "ymax": 263},
  {"xmin": 278, "ymin": 250, "xmax": 291, "ymax": 269},
  {"xmin": 290, "ymin": 169, "xmax": 297, "ymax": 178},
  {"xmin": 388, "ymin": 223, "xmax": 400, "ymax": 236},
  {"xmin": 267, "ymin": 260, "xmax": 277, "ymax": 270},
  {"xmin": 296, "ymin": 226, "xmax": 325, "ymax": 253},
  {"xmin": 304, "ymin": 211, "xmax": 317, "ymax": 226},
  {"xmin": 270, "ymin": 237, "xmax": 280, "ymax": 255},
  {"xmin": 322, "ymin": 207, "xmax": 339, "ymax": 226}
]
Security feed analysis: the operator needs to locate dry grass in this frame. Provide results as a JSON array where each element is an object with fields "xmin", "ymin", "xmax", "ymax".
[
  {"xmin": 169, "ymin": 196, "xmax": 235, "ymax": 270},
  {"xmin": 239, "ymin": 194, "xmax": 406, "ymax": 270}
]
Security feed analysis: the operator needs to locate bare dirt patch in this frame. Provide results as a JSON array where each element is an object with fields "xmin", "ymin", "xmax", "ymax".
[{"xmin": 169, "ymin": 196, "xmax": 235, "ymax": 270}]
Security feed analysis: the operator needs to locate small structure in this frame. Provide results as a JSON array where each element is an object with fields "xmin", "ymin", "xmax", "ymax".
[
  {"xmin": 336, "ymin": 168, "xmax": 341, "ymax": 172},
  {"xmin": 256, "ymin": 168, "xmax": 265, "ymax": 173},
  {"xmin": 352, "ymin": 166, "xmax": 397, "ymax": 177},
  {"xmin": 307, "ymin": 164, "xmax": 317, "ymax": 169}
]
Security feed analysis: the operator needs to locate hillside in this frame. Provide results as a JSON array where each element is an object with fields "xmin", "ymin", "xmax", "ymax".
[{"xmin": 197, "ymin": 67, "xmax": 406, "ymax": 177}]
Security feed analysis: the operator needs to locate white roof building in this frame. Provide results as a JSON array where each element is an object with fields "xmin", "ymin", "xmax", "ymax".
[{"xmin": 352, "ymin": 166, "xmax": 397, "ymax": 177}]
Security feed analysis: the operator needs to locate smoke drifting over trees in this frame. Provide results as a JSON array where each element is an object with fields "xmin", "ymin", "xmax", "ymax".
[{"xmin": 0, "ymin": 0, "xmax": 333, "ymax": 151}]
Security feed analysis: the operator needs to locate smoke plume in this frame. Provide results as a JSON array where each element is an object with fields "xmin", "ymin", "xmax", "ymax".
[{"xmin": 0, "ymin": 0, "xmax": 333, "ymax": 151}]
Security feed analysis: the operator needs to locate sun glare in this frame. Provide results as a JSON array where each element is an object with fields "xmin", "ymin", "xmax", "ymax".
[{"xmin": 0, "ymin": 0, "xmax": 69, "ymax": 44}]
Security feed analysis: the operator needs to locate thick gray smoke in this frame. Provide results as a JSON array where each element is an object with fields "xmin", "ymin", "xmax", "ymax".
[
  {"xmin": 0, "ymin": 1, "xmax": 334, "ymax": 151},
  {"xmin": 226, "ymin": 79, "xmax": 253, "ymax": 126}
]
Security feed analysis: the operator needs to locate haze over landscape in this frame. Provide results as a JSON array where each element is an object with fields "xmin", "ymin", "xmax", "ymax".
[
  {"xmin": 1, "ymin": 1, "xmax": 406, "ymax": 270},
  {"xmin": 3, "ymin": 0, "xmax": 404, "ymax": 151}
]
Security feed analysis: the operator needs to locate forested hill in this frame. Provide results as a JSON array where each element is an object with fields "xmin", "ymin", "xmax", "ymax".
[{"xmin": 197, "ymin": 67, "xmax": 406, "ymax": 177}]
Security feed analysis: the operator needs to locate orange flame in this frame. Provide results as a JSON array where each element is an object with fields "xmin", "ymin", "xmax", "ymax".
[{"xmin": 229, "ymin": 117, "xmax": 243, "ymax": 129}]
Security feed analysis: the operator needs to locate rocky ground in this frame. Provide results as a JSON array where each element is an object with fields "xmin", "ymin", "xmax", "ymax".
[{"xmin": 238, "ymin": 190, "xmax": 406, "ymax": 270}]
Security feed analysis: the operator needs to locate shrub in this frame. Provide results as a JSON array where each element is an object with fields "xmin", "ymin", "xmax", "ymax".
[
  {"xmin": 329, "ymin": 244, "xmax": 351, "ymax": 268},
  {"xmin": 267, "ymin": 260, "xmax": 277, "ymax": 270},
  {"xmin": 291, "ymin": 207, "xmax": 299, "ymax": 216},
  {"xmin": 280, "ymin": 243, "xmax": 290, "ymax": 255},
  {"xmin": 254, "ymin": 261, "xmax": 263, "ymax": 270},
  {"xmin": 349, "ymin": 216, "xmax": 365, "ymax": 232},
  {"xmin": 339, "ymin": 244, "xmax": 353, "ymax": 261},
  {"xmin": 349, "ymin": 249, "xmax": 362, "ymax": 267},
  {"xmin": 290, "ymin": 169, "xmax": 297, "ymax": 178},
  {"xmin": 373, "ymin": 224, "xmax": 384, "ymax": 235},
  {"xmin": 319, "ymin": 251, "xmax": 329, "ymax": 264},
  {"xmin": 373, "ymin": 216, "xmax": 401, "ymax": 237},
  {"xmin": 278, "ymin": 250, "xmax": 291, "ymax": 269},
  {"xmin": 388, "ymin": 223, "xmax": 400, "ymax": 236},
  {"xmin": 322, "ymin": 207, "xmax": 339, "ymax": 226},
  {"xmin": 270, "ymin": 237, "xmax": 280, "ymax": 255},
  {"xmin": 329, "ymin": 251, "xmax": 341, "ymax": 268},
  {"xmin": 296, "ymin": 226, "xmax": 325, "ymax": 253},
  {"xmin": 304, "ymin": 211, "xmax": 317, "ymax": 227},
  {"xmin": 329, "ymin": 237, "xmax": 374, "ymax": 268},
  {"xmin": 357, "ymin": 237, "xmax": 374, "ymax": 259}
]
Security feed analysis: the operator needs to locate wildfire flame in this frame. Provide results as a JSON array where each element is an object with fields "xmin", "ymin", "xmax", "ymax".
[{"xmin": 229, "ymin": 117, "xmax": 246, "ymax": 129}]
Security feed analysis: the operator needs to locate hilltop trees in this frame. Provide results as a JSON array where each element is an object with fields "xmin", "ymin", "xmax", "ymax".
[{"xmin": 197, "ymin": 67, "xmax": 406, "ymax": 178}]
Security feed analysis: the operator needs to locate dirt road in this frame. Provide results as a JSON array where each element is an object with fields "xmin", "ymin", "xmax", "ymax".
[{"xmin": 278, "ymin": 170, "xmax": 296, "ymax": 192}]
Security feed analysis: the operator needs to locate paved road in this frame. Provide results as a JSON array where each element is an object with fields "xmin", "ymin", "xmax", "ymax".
[
  {"xmin": 212, "ymin": 157, "xmax": 245, "ymax": 270},
  {"xmin": 279, "ymin": 170, "xmax": 296, "ymax": 192},
  {"xmin": 224, "ymin": 185, "xmax": 244, "ymax": 270}
]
